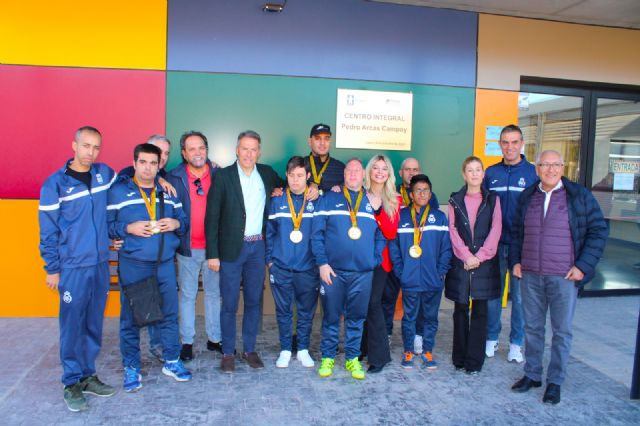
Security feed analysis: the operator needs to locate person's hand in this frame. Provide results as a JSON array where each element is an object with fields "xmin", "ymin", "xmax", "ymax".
[
  {"xmin": 367, "ymin": 192, "xmax": 382, "ymax": 211},
  {"xmin": 565, "ymin": 266, "xmax": 584, "ymax": 281},
  {"xmin": 158, "ymin": 177, "xmax": 177, "ymax": 197},
  {"xmin": 111, "ymin": 239, "xmax": 123, "ymax": 250},
  {"xmin": 127, "ymin": 221, "xmax": 153, "ymax": 237},
  {"xmin": 464, "ymin": 256, "xmax": 480, "ymax": 270},
  {"xmin": 46, "ymin": 273, "xmax": 60, "ymax": 290},
  {"xmin": 271, "ymin": 187, "xmax": 284, "ymax": 197},
  {"xmin": 319, "ymin": 264, "xmax": 336, "ymax": 285},
  {"xmin": 157, "ymin": 218, "xmax": 180, "ymax": 232},
  {"xmin": 330, "ymin": 185, "xmax": 341, "ymax": 193},
  {"xmin": 512, "ymin": 263, "xmax": 522, "ymax": 279},
  {"xmin": 208, "ymin": 258, "xmax": 220, "ymax": 272},
  {"xmin": 307, "ymin": 185, "xmax": 319, "ymax": 201}
]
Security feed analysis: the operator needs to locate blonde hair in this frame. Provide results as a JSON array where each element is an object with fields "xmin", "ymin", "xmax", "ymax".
[
  {"xmin": 461, "ymin": 155, "xmax": 484, "ymax": 172},
  {"xmin": 364, "ymin": 154, "xmax": 399, "ymax": 218}
]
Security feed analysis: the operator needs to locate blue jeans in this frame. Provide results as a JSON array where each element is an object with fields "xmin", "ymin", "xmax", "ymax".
[
  {"xmin": 219, "ymin": 240, "xmax": 265, "ymax": 355},
  {"xmin": 177, "ymin": 249, "xmax": 221, "ymax": 344},
  {"xmin": 320, "ymin": 270, "xmax": 373, "ymax": 360},
  {"xmin": 58, "ymin": 262, "xmax": 109, "ymax": 385},
  {"xmin": 487, "ymin": 243, "xmax": 524, "ymax": 346},
  {"xmin": 401, "ymin": 290, "xmax": 442, "ymax": 353},
  {"xmin": 269, "ymin": 264, "xmax": 319, "ymax": 351},
  {"xmin": 521, "ymin": 272, "xmax": 578, "ymax": 385},
  {"xmin": 119, "ymin": 258, "xmax": 181, "ymax": 369}
]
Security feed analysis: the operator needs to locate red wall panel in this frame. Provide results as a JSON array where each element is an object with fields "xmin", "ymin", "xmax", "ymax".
[{"xmin": 0, "ymin": 65, "xmax": 166, "ymax": 199}]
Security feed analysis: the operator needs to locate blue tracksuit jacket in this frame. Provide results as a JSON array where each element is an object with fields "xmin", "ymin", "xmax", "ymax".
[
  {"xmin": 483, "ymin": 155, "xmax": 537, "ymax": 244},
  {"xmin": 266, "ymin": 191, "xmax": 316, "ymax": 271},
  {"xmin": 107, "ymin": 176, "xmax": 188, "ymax": 263},
  {"xmin": 311, "ymin": 188, "xmax": 386, "ymax": 272},
  {"xmin": 39, "ymin": 161, "xmax": 117, "ymax": 273},
  {"xmin": 389, "ymin": 206, "xmax": 452, "ymax": 292}
]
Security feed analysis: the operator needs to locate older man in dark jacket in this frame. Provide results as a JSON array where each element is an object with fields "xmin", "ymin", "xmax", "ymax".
[{"xmin": 508, "ymin": 150, "xmax": 608, "ymax": 405}]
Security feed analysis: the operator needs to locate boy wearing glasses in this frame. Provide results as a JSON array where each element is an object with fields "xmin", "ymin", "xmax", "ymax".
[
  {"xmin": 167, "ymin": 131, "xmax": 222, "ymax": 361},
  {"xmin": 389, "ymin": 174, "xmax": 451, "ymax": 370}
]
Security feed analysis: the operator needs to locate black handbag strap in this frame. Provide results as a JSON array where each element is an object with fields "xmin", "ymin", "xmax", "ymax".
[{"xmin": 155, "ymin": 190, "xmax": 165, "ymax": 271}]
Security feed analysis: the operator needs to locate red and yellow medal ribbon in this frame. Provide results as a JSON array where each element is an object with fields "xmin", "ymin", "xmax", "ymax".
[
  {"xmin": 400, "ymin": 185, "xmax": 411, "ymax": 207},
  {"xmin": 343, "ymin": 186, "xmax": 364, "ymax": 229},
  {"xmin": 411, "ymin": 204, "xmax": 430, "ymax": 247},
  {"xmin": 310, "ymin": 154, "xmax": 331, "ymax": 185},
  {"xmin": 286, "ymin": 187, "xmax": 308, "ymax": 231},
  {"xmin": 133, "ymin": 177, "xmax": 157, "ymax": 221}
]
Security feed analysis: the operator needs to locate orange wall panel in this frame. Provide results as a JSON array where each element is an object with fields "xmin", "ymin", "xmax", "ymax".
[
  {"xmin": 0, "ymin": 200, "xmax": 120, "ymax": 317},
  {"xmin": 478, "ymin": 14, "xmax": 640, "ymax": 90},
  {"xmin": 473, "ymin": 89, "xmax": 519, "ymax": 168}
]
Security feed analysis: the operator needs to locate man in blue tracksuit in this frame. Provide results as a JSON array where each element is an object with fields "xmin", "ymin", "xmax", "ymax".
[
  {"xmin": 39, "ymin": 126, "xmax": 117, "ymax": 412},
  {"xmin": 312, "ymin": 158, "xmax": 386, "ymax": 380},
  {"xmin": 389, "ymin": 174, "xmax": 452, "ymax": 370},
  {"xmin": 483, "ymin": 124, "xmax": 538, "ymax": 363},
  {"xmin": 108, "ymin": 143, "xmax": 192, "ymax": 392},
  {"xmin": 266, "ymin": 156, "xmax": 319, "ymax": 369}
]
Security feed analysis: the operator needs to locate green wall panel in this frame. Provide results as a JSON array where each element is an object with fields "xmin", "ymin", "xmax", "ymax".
[{"xmin": 166, "ymin": 72, "xmax": 475, "ymax": 203}]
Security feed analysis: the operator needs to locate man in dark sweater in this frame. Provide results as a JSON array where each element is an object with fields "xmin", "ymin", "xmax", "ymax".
[
  {"xmin": 305, "ymin": 124, "xmax": 345, "ymax": 194},
  {"xmin": 509, "ymin": 150, "xmax": 608, "ymax": 405}
]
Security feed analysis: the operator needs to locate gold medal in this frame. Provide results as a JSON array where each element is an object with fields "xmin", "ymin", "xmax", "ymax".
[
  {"xmin": 290, "ymin": 230, "xmax": 303, "ymax": 243},
  {"xmin": 149, "ymin": 220, "xmax": 160, "ymax": 234},
  {"xmin": 134, "ymin": 177, "xmax": 158, "ymax": 231},
  {"xmin": 410, "ymin": 204, "xmax": 430, "ymax": 259},
  {"xmin": 409, "ymin": 245, "xmax": 422, "ymax": 258},
  {"xmin": 310, "ymin": 154, "xmax": 331, "ymax": 186},
  {"xmin": 348, "ymin": 226, "xmax": 362, "ymax": 240}
]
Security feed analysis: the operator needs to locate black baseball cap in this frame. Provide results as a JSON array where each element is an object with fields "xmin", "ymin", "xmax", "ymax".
[{"xmin": 310, "ymin": 124, "xmax": 332, "ymax": 137}]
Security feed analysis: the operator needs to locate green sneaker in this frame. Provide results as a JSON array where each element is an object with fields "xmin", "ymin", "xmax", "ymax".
[
  {"xmin": 63, "ymin": 382, "xmax": 88, "ymax": 412},
  {"xmin": 318, "ymin": 358, "xmax": 335, "ymax": 377},
  {"xmin": 80, "ymin": 375, "xmax": 116, "ymax": 397},
  {"xmin": 345, "ymin": 357, "xmax": 365, "ymax": 380}
]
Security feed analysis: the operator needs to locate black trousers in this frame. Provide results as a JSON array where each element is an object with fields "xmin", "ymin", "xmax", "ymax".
[
  {"xmin": 452, "ymin": 299, "xmax": 488, "ymax": 372},
  {"xmin": 361, "ymin": 266, "xmax": 391, "ymax": 367}
]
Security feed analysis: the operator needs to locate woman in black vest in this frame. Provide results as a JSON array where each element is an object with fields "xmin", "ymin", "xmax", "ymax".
[{"xmin": 445, "ymin": 156, "xmax": 502, "ymax": 374}]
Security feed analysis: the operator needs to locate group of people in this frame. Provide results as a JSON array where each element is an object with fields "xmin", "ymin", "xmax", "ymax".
[{"xmin": 39, "ymin": 123, "xmax": 608, "ymax": 412}]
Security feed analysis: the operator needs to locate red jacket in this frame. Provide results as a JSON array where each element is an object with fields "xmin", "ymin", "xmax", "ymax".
[{"xmin": 375, "ymin": 195, "xmax": 402, "ymax": 272}]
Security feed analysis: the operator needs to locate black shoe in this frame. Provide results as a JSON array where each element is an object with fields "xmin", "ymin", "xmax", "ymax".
[
  {"xmin": 180, "ymin": 344, "xmax": 193, "ymax": 361},
  {"xmin": 368, "ymin": 365, "xmax": 384, "ymax": 374},
  {"xmin": 207, "ymin": 340, "xmax": 223, "ymax": 354},
  {"xmin": 291, "ymin": 334, "xmax": 298, "ymax": 354},
  {"xmin": 511, "ymin": 376, "xmax": 542, "ymax": 393},
  {"xmin": 543, "ymin": 383, "xmax": 561, "ymax": 405}
]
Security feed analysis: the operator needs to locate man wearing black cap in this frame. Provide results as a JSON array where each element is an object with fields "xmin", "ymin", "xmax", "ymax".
[{"xmin": 306, "ymin": 124, "xmax": 345, "ymax": 195}]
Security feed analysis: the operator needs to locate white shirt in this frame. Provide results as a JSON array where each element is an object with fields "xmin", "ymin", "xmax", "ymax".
[
  {"xmin": 237, "ymin": 162, "xmax": 266, "ymax": 236},
  {"xmin": 538, "ymin": 180, "xmax": 563, "ymax": 217}
]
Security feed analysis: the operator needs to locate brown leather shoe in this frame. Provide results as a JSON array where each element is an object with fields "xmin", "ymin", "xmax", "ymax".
[
  {"xmin": 242, "ymin": 352, "xmax": 264, "ymax": 369},
  {"xmin": 221, "ymin": 355, "xmax": 235, "ymax": 374}
]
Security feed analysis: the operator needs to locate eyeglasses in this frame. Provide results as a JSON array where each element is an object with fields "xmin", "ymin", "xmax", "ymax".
[
  {"xmin": 193, "ymin": 178, "xmax": 204, "ymax": 196},
  {"xmin": 413, "ymin": 188, "xmax": 431, "ymax": 195},
  {"xmin": 537, "ymin": 163, "xmax": 564, "ymax": 170}
]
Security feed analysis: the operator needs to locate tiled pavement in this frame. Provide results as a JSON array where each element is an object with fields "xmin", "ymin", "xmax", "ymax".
[{"xmin": 0, "ymin": 296, "xmax": 639, "ymax": 425}]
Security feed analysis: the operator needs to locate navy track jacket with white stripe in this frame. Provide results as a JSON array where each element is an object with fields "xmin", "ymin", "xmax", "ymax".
[
  {"xmin": 389, "ymin": 206, "xmax": 452, "ymax": 292},
  {"xmin": 39, "ymin": 161, "xmax": 116, "ymax": 274},
  {"xmin": 107, "ymin": 176, "xmax": 188, "ymax": 263},
  {"xmin": 311, "ymin": 188, "xmax": 386, "ymax": 272},
  {"xmin": 266, "ymin": 191, "xmax": 317, "ymax": 272}
]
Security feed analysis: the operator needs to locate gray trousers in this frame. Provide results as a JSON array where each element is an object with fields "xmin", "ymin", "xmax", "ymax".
[{"xmin": 521, "ymin": 272, "xmax": 578, "ymax": 385}]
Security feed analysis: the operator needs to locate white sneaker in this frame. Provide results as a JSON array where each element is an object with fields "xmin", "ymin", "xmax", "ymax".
[
  {"xmin": 507, "ymin": 344, "xmax": 524, "ymax": 363},
  {"xmin": 485, "ymin": 340, "xmax": 498, "ymax": 358},
  {"xmin": 413, "ymin": 335, "xmax": 423, "ymax": 354},
  {"xmin": 276, "ymin": 350, "xmax": 292, "ymax": 368},
  {"xmin": 296, "ymin": 349, "xmax": 315, "ymax": 368}
]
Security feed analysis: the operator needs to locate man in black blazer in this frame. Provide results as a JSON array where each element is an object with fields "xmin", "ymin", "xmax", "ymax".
[{"xmin": 205, "ymin": 130, "xmax": 285, "ymax": 373}]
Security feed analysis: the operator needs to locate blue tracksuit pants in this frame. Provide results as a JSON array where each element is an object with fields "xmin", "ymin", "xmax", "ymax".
[
  {"xmin": 269, "ymin": 264, "xmax": 319, "ymax": 352},
  {"xmin": 58, "ymin": 262, "xmax": 109, "ymax": 386},
  {"xmin": 320, "ymin": 270, "xmax": 373, "ymax": 360},
  {"xmin": 401, "ymin": 290, "xmax": 442, "ymax": 353},
  {"xmin": 118, "ymin": 257, "xmax": 181, "ymax": 369}
]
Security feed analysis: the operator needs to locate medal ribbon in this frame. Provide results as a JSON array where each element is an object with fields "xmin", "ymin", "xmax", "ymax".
[
  {"xmin": 310, "ymin": 154, "xmax": 331, "ymax": 185},
  {"xmin": 400, "ymin": 185, "xmax": 411, "ymax": 207},
  {"xmin": 133, "ymin": 177, "xmax": 157, "ymax": 221},
  {"xmin": 343, "ymin": 186, "xmax": 364, "ymax": 229},
  {"xmin": 411, "ymin": 204, "xmax": 430, "ymax": 247},
  {"xmin": 286, "ymin": 187, "xmax": 308, "ymax": 231}
]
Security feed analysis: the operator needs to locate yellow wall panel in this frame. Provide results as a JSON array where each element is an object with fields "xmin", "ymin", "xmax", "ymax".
[
  {"xmin": 473, "ymin": 89, "xmax": 519, "ymax": 168},
  {"xmin": 478, "ymin": 14, "xmax": 640, "ymax": 90},
  {"xmin": 0, "ymin": 200, "xmax": 120, "ymax": 317},
  {"xmin": 0, "ymin": 0, "xmax": 167, "ymax": 69}
]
